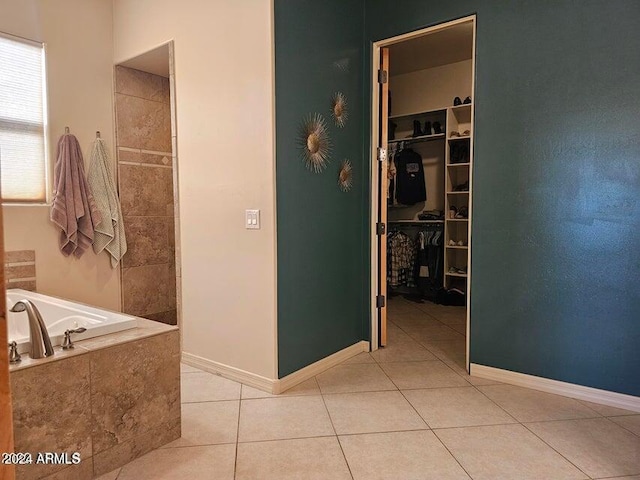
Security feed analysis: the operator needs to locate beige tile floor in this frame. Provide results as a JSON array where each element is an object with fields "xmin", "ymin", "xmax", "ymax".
[{"xmin": 98, "ymin": 297, "xmax": 640, "ymax": 480}]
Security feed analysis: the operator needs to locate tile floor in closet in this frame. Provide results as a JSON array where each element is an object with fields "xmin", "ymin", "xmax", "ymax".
[{"xmin": 99, "ymin": 297, "xmax": 640, "ymax": 480}]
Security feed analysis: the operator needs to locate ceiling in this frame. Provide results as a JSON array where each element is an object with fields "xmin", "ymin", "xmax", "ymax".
[
  {"xmin": 119, "ymin": 43, "xmax": 170, "ymax": 78},
  {"xmin": 389, "ymin": 22, "xmax": 473, "ymax": 76}
]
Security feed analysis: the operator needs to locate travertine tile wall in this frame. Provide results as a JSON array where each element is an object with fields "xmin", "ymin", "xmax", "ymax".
[
  {"xmin": 5, "ymin": 250, "xmax": 36, "ymax": 291},
  {"xmin": 115, "ymin": 66, "xmax": 177, "ymax": 325},
  {"xmin": 11, "ymin": 330, "xmax": 180, "ymax": 480}
]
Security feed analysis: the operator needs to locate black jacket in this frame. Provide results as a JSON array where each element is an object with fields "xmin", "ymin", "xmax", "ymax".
[{"xmin": 395, "ymin": 148, "xmax": 426, "ymax": 205}]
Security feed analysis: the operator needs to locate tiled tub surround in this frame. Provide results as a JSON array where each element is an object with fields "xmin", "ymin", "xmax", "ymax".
[
  {"xmin": 115, "ymin": 65, "xmax": 177, "ymax": 325},
  {"xmin": 5, "ymin": 250, "xmax": 36, "ymax": 291},
  {"xmin": 10, "ymin": 320, "xmax": 180, "ymax": 480}
]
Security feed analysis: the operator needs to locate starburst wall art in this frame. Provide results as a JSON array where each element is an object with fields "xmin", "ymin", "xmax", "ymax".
[
  {"xmin": 338, "ymin": 159, "xmax": 353, "ymax": 192},
  {"xmin": 331, "ymin": 92, "xmax": 348, "ymax": 128},
  {"xmin": 299, "ymin": 113, "xmax": 331, "ymax": 173}
]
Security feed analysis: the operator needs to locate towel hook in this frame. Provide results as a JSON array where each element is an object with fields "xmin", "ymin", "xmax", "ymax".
[
  {"xmin": 65, "ymin": 126, "xmax": 70, "ymax": 134},
  {"xmin": 96, "ymin": 131, "xmax": 101, "ymax": 139}
]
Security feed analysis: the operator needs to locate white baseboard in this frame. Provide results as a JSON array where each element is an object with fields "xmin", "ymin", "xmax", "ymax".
[
  {"xmin": 181, "ymin": 352, "xmax": 275, "ymax": 393},
  {"xmin": 182, "ymin": 340, "xmax": 370, "ymax": 396},
  {"xmin": 471, "ymin": 363, "xmax": 640, "ymax": 413},
  {"xmin": 273, "ymin": 341, "xmax": 370, "ymax": 394}
]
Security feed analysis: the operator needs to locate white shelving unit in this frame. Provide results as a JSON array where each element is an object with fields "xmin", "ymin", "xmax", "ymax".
[{"xmin": 444, "ymin": 103, "xmax": 473, "ymax": 289}]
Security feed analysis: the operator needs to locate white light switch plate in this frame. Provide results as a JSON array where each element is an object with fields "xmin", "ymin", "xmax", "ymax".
[{"xmin": 245, "ymin": 209, "xmax": 260, "ymax": 229}]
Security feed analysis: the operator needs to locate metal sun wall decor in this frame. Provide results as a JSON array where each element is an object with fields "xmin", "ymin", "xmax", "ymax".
[
  {"xmin": 299, "ymin": 113, "xmax": 331, "ymax": 173},
  {"xmin": 331, "ymin": 92, "xmax": 348, "ymax": 128},
  {"xmin": 338, "ymin": 159, "xmax": 353, "ymax": 192}
]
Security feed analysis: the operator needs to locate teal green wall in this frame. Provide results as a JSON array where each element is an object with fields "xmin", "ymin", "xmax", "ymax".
[
  {"xmin": 275, "ymin": 0, "xmax": 367, "ymax": 377},
  {"xmin": 276, "ymin": 0, "xmax": 640, "ymax": 395},
  {"xmin": 365, "ymin": 0, "xmax": 639, "ymax": 396}
]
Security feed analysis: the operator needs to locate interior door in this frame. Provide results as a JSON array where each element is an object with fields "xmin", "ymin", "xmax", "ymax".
[
  {"xmin": 0, "ymin": 204, "xmax": 16, "ymax": 480},
  {"xmin": 378, "ymin": 47, "xmax": 390, "ymax": 347}
]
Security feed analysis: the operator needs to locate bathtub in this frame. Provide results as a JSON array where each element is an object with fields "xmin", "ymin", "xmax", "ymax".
[{"xmin": 7, "ymin": 289, "xmax": 137, "ymax": 354}]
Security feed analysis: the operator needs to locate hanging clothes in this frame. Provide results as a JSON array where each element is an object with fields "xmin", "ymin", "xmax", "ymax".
[
  {"xmin": 387, "ymin": 150, "xmax": 397, "ymax": 204},
  {"xmin": 395, "ymin": 148, "xmax": 426, "ymax": 205},
  {"xmin": 387, "ymin": 230, "xmax": 417, "ymax": 288},
  {"xmin": 87, "ymin": 138, "xmax": 127, "ymax": 268},
  {"xmin": 417, "ymin": 227, "xmax": 444, "ymax": 291},
  {"xmin": 50, "ymin": 133, "xmax": 101, "ymax": 258}
]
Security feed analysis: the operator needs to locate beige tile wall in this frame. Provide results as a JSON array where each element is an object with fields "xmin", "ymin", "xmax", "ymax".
[
  {"xmin": 115, "ymin": 66, "xmax": 177, "ymax": 325},
  {"xmin": 5, "ymin": 251, "xmax": 36, "ymax": 291}
]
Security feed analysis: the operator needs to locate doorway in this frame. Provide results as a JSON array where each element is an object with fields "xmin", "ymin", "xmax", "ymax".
[{"xmin": 370, "ymin": 16, "xmax": 476, "ymax": 372}]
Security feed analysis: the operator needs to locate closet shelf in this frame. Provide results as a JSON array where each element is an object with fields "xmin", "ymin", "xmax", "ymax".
[
  {"xmin": 388, "ymin": 219, "xmax": 444, "ymax": 224},
  {"xmin": 446, "ymin": 272, "xmax": 468, "ymax": 278},
  {"xmin": 389, "ymin": 133, "xmax": 445, "ymax": 145},
  {"xmin": 448, "ymin": 135, "xmax": 471, "ymax": 141},
  {"xmin": 447, "ymin": 162, "xmax": 470, "ymax": 168},
  {"xmin": 446, "ymin": 218, "xmax": 469, "ymax": 222},
  {"xmin": 446, "ymin": 191, "xmax": 469, "ymax": 195},
  {"xmin": 388, "ymin": 107, "xmax": 447, "ymax": 121},
  {"xmin": 446, "ymin": 245, "xmax": 468, "ymax": 250}
]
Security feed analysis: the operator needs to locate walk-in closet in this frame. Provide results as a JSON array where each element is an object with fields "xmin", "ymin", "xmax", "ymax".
[{"xmin": 375, "ymin": 19, "xmax": 475, "ymax": 371}]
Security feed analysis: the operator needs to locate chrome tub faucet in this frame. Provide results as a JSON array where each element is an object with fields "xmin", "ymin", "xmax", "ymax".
[{"xmin": 10, "ymin": 300, "xmax": 54, "ymax": 359}]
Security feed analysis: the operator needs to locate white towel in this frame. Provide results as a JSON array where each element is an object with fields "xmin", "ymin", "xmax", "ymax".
[{"xmin": 87, "ymin": 138, "xmax": 127, "ymax": 268}]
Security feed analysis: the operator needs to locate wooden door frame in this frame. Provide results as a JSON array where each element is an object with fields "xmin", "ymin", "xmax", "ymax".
[
  {"xmin": 369, "ymin": 15, "xmax": 477, "ymax": 371},
  {"xmin": 0, "ymin": 207, "xmax": 16, "ymax": 480}
]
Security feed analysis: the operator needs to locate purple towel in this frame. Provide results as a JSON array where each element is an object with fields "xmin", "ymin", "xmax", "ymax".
[{"xmin": 50, "ymin": 134, "xmax": 102, "ymax": 258}]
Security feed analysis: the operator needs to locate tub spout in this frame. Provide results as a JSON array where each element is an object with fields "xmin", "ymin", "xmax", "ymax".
[{"xmin": 10, "ymin": 300, "xmax": 54, "ymax": 359}]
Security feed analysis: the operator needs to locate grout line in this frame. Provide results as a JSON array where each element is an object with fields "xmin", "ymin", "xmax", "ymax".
[
  {"xmin": 602, "ymin": 416, "xmax": 640, "ymax": 439},
  {"xmin": 336, "ymin": 426, "xmax": 432, "ymax": 438},
  {"xmin": 236, "ymin": 434, "xmax": 336, "ymax": 445},
  {"xmin": 233, "ymin": 386, "xmax": 242, "ymax": 480},
  {"xmin": 429, "ymin": 429, "xmax": 475, "ymax": 479},
  {"xmin": 319, "ymin": 380, "xmax": 355, "ymax": 480},
  {"xmin": 160, "ymin": 440, "xmax": 237, "ymax": 450},
  {"xmin": 521, "ymin": 422, "xmax": 593, "ymax": 478}
]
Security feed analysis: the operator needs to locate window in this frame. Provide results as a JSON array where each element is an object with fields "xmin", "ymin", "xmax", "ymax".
[{"xmin": 0, "ymin": 33, "xmax": 47, "ymax": 203}]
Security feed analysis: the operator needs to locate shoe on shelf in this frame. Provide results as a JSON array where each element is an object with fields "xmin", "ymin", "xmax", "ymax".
[
  {"xmin": 457, "ymin": 240, "xmax": 467, "ymax": 246},
  {"xmin": 389, "ymin": 122, "xmax": 397, "ymax": 140},
  {"xmin": 454, "ymin": 206, "xmax": 468, "ymax": 219},
  {"xmin": 453, "ymin": 97, "xmax": 462, "ymax": 106},
  {"xmin": 424, "ymin": 121, "xmax": 432, "ymax": 136},
  {"xmin": 463, "ymin": 96, "xmax": 471, "ymax": 104},
  {"xmin": 462, "ymin": 129, "xmax": 470, "ymax": 136},
  {"xmin": 433, "ymin": 121, "xmax": 442, "ymax": 134},
  {"xmin": 412, "ymin": 120, "xmax": 422, "ymax": 137},
  {"xmin": 450, "ymin": 131, "xmax": 460, "ymax": 138},
  {"xmin": 454, "ymin": 180, "xmax": 469, "ymax": 192},
  {"xmin": 448, "ymin": 239, "xmax": 456, "ymax": 246}
]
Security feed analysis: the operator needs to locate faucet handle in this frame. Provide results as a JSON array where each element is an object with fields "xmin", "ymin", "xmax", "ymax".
[
  {"xmin": 61, "ymin": 328, "xmax": 87, "ymax": 350},
  {"xmin": 8, "ymin": 341, "xmax": 21, "ymax": 364}
]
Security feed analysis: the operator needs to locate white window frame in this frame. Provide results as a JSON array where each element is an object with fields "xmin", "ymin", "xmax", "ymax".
[{"xmin": 0, "ymin": 31, "xmax": 50, "ymax": 205}]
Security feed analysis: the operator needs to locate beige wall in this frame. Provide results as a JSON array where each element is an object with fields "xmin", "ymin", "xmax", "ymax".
[
  {"xmin": 0, "ymin": 0, "xmax": 121, "ymax": 310},
  {"xmin": 391, "ymin": 60, "xmax": 473, "ymax": 115},
  {"xmin": 113, "ymin": 0, "xmax": 277, "ymax": 379}
]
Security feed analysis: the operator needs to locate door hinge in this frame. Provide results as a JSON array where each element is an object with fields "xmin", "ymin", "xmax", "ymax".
[
  {"xmin": 378, "ymin": 69, "xmax": 388, "ymax": 84},
  {"xmin": 377, "ymin": 147, "xmax": 387, "ymax": 162},
  {"xmin": 376, "ymin": 222, "xmax": 386, "ymax": 235},
  {"xmin": 376, "ymin": 295, "xmax": 386, "ymax": 308}
]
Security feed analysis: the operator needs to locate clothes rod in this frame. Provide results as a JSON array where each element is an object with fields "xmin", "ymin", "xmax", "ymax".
[{"xmin": 388, "ymin": 220, "xmax": 444, "ymax": 224}]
